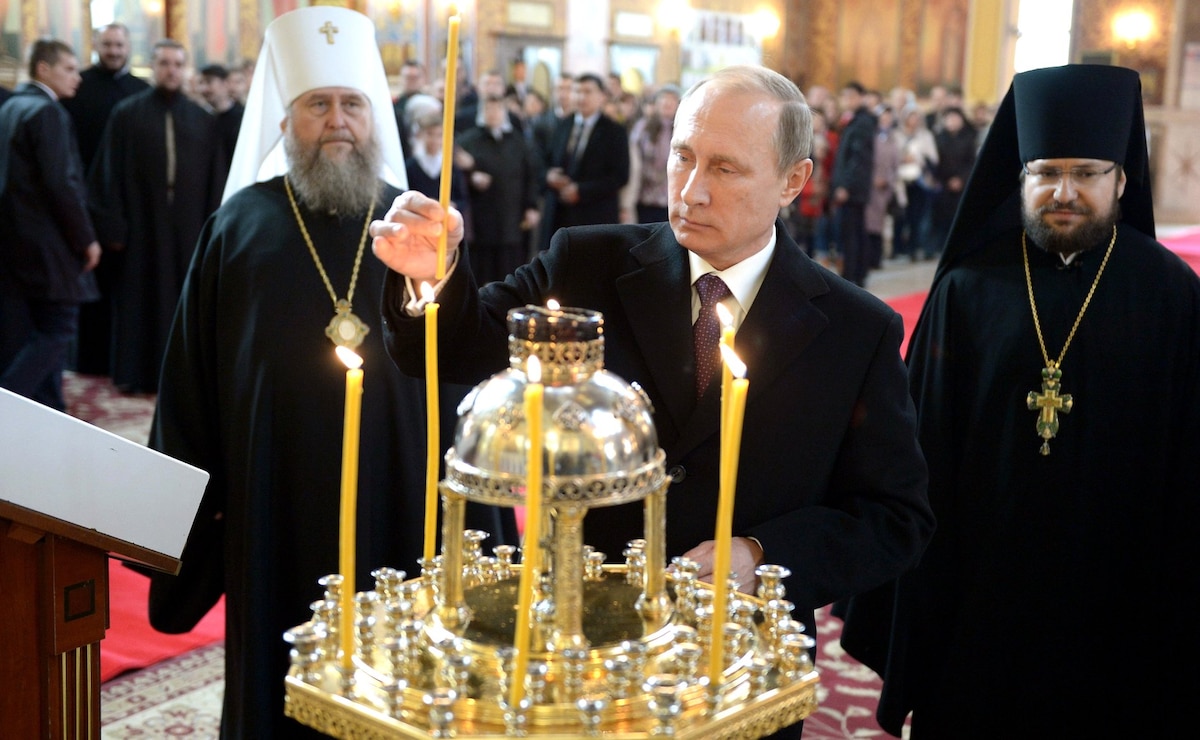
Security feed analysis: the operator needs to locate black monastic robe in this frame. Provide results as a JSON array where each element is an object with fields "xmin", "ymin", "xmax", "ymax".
[
  {"xmin": 148, "ymin": 177, "xmax": 515, "ymax": 738},
  {"xmin": 62, "ymin": 65, "xmax": 150, "ymax": 170},
  {"xmin": 62, "ymin": 65, "xmax": 149, "ymax": 375},
  {"xmin": 843, "ymin": 224, "xmax": 1200, "ymax": 737},
  {"xmin": 88, "ymin": 87, "xmax": 225, "ymax": 392}
]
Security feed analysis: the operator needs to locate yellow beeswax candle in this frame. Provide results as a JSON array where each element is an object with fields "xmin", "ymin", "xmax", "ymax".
[
  {"xmin": 421, "ymin": 283, "xmax": 440, "ymax": 563},
  {"xmin": 335, "ymin": 346, "xmax": 364, "ymax": 670},
  {"xmin": 510, "ymin": 356, "xmax": 544, "ymax": 708},
  {"xmin": 709, "ymin": 344, "xmax": 748, "ymax": 688},
  {"xmin": 436, "ymin": 8, "xmax": 461, "ymax": 280}
]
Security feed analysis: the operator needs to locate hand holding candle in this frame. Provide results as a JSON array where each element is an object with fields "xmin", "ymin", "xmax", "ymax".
[
  {"xmin": 436, "ymin": 6, "xmax": 461, "ymax": 280},
  {"xmin": 421, "ymin": 282, "xmax": 440, "ymax": 564},
  {"xmin": 335, "ymin": 346, "xmax": 364, "ymax": 671},
  {"xmin": 709, "ymin": 344, "xmax": 748, "ymax": 689},
  {"xmin": 510, "ymin": 356, "xmax": 544, "ymax": 709}
]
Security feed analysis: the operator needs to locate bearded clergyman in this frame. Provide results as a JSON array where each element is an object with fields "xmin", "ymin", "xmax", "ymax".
[
  {"xmin": 146, "ymin": 8, "xmax": 515, "ymax": 737},
  {"xmin": 839, "ymin": 64, "xmax": 1200, "ymax": 737}
]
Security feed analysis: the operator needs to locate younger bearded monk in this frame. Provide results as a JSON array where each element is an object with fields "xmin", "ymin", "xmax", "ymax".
[{"xmin": 840, "ymin": 64, "xmax": 1200, "ymax": 738}]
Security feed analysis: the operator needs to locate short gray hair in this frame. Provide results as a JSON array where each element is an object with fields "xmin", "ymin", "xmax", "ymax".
[{"xmin": 682, "ymin": 65, "xmax": 813, "ymax": 176}]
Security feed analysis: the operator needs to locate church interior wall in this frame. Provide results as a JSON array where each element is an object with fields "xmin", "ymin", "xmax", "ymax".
[{"xmin": 4, "ymin": 0, "xmax": 1199, "ymax": 222}]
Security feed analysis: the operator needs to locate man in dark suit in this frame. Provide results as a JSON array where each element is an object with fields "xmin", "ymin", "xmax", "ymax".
[
  {"xmin": 540, "ymin": 72, "xmax": 630, "ymax": 249},
  {"xmin": 830, "ymin": 81, "xmax": 877, "ymax": 287},
  {"xmin": 371, "ymin": 67, "xmax": 933, "ymax": 739},
  {"xmin": 0, "ymin": 39, "xmax": 101, "ymax": 410}
]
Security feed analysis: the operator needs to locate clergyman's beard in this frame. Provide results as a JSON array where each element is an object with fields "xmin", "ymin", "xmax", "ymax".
[
  {"xmin": 284, "ymin": 127, "xmax": 382, "ymax": 216},
  {"xmin": 1022, "ymin": 187, "xmax": 1121, "ymax": 255}
]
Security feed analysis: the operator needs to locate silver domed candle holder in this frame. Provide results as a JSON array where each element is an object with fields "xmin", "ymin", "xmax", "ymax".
[{"xmin": 283, "ymin": 305, "xmax": 819, "ymax": 737}]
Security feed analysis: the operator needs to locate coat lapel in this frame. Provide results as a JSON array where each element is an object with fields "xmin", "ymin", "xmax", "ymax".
[
  {"xmin": 668, "ymin": 223, "xmax": 833, "ymax": 460},
  {"xmin": 616, "ymin": 226, "xmax": 695, "ymax": 441}
]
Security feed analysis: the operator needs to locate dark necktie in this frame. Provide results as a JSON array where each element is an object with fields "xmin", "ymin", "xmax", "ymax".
[
  {"xmin": 693, "ymin": 273, "xmax": 732, "ymax": 398},
  {"xmin": 564, "ymin": 118, "xmax": 583, "ymax": 169}
]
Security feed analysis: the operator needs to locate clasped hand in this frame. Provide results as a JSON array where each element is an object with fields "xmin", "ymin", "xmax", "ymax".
[{"xmin": 370, "ymin": 191, "xmax": 464, "ymax": 283}]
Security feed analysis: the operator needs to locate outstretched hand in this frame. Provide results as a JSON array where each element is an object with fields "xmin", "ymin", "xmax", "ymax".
[
  {"xmin": 683, "ymin": 537, "xmax": 765, "ymax": 595},
  {"xmin": 370, "ymin": 190, "xmax": 464, "ymax": 282}
]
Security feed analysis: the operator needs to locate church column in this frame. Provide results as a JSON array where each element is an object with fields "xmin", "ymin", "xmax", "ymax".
[{"xmin": 964, "ymin": 0, "xmax": 1008, "ymax": 105}]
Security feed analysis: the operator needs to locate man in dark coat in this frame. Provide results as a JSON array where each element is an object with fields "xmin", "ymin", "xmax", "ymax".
[
  {"xmin": 0, "ymin": 40, "xmax": 101, "ymax": 410},
  {"xmin": 146, "ymin": 8, "xmax": 515, "ymax": 738},
  {"xmin": 372, "ymin": 65, "xmax": 934, "ymax": 739},
  {"xmin": 88, "ymin": 39, "xmax": 225, "ymax": 393},
  {"xmin": 196, "ymin": 63, "xmax": 244, "ymax": 170},
  {"xmin": 391, "ymin": 59, "xmax": 426, "ymax": 160},
  {"xmin": 457, "ymin": 95, "xmax": 541, "ymax": 283},
  {"xmin": 540, "ymin": 73, "xmax": 630, "ymax": 249},
  {"xmin": 61, "ymin": 22, "xmax": 149, "ymax": 376},
  {"xmin": 62, "ymin": 23, "xmax": 149, "ymax": 170},
  {"xmin": 830, "ymin": 81, "xmax": 876, "ymax": 287},
  {"xmin": 839, "ymin": 64, "xmax": 1200, "ymax": 738}
]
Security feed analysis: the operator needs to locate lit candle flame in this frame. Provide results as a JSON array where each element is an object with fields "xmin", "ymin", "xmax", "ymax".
[
  {"xmin": 719, "ymin": 343, "xmax": 746, "ymax": 379},
  {"xmin": 336, "ymin": 345, "xmax": 363, "ymax": 370},
  {"xmin": 419, "ymin": 281, "xmax": 435, "ymax": 303},
  {"xmin": 546, "ymin": 298, "xmax": 560, "ymax": 312},
  {"xmin": 715, "ymin": 301, "xmax": 733, "ymax": 329},
  {"xmin": 527, "ymin": 354, "xmax": 542, "ymax": 384}
]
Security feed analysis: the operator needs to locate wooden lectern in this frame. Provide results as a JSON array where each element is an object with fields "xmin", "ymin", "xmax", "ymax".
[{"xmin": 0, "ymin": 389, "xmax": 208, "ymax": 738}]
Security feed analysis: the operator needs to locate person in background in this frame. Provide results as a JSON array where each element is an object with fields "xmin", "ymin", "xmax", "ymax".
[
  {"xmin": 926, "ymin": 106, "xmax": 976, "ymax": 260},
  {"xmin": 371, "ymin": 65, "xmax": 933, "ymax": 740},
  {"xmin": 459, "ymin": 68, "xmax": 523, "ymax": 137},
  {"xmin": 392, "ymin": 59, "xmax": 427, "ymax": 160},
  {"xmin": 62, "ymin": 22, "xmax": 149, "ymax": 377},
  {"xmin": 540, "ymin": 72, "xmax": 630, "ymax": 249},
  {"xmin": 0, "ymin": 39, "xmax": 101, "ymax": 411},
  {"xmin": 227, "ymin": 59, "xmax": 253, "ymax": 105},
  {"xmin": 404, "ymin": 109, "xmax": 471, "ymax": 239},
  {"xmin": 840, "ymin": 63, "xmax": 1200, "ymax": 738},
  {"xmin": 830, "ymin": 81, "xmax": 876, "ymax": 286},
  {"xmin": 784, "ymin": 108, "xmax": 831, "ymax": 257},
  {"xmin": 621, "ymin": 83, "xmax": 680, "ymax": 225},
  {"xmin": 522, "ymin": 88, "xmax": 552, "ymax": 169},
  {"xmin": 505, "ymin": 56, "xmax": 529, "ymax": 107},
  {"xmin": 864, "ymin": 106, "xmax": 900, "ymax": 270},
  {"xmin": 893, "ymin": 104, "xmax": 938, "ymax": 260},
  {"xmin": 146, "ymin": 9, "xmax": 513, "ymax": 737},
  {"xmin": 64, "ymin": 23, "xmax": 149, "ymax": 170},
  {"xmin": 87, "ymin": 39, "xmax": 225, "ymax": 393},
  {"xmin": 457, "ymin": 94, "xmax": 541, "ymax": 283},
  {"xmin": 196, "ymin": 64, "xmax": 244, "ymax": 170}
]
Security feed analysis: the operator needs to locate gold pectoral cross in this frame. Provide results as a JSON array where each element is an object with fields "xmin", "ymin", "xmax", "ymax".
[{"xmin": 1026, "ymin": 364, "xmax": 1073, "ymax": 456}]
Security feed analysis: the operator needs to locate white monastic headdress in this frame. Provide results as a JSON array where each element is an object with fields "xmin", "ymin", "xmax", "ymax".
[{"xmin": 222, "ymin": 6, "xmax": 407, "ymax": 203}]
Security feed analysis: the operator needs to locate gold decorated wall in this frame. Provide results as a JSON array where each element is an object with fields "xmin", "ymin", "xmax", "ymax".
[
  {"xmin": 780, "ymin": 0, "xmax": 968, "ymax": 95},
  {"xmin": 1071, "ymin": 0, "xmax": 1174, "ymax": 104},
  {"xmin": 2, "ymin": 1, "xmax": 1196, "ymax": 110}
]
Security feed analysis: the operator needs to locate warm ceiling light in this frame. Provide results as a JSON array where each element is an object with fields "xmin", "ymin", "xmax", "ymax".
[
  {"xmin": 1113, "ymin": 9, "xmax": 1154, "ymax": 48},
  {"xmin": 657, "ymin": 0, "xmax": 694, "ymax": 36},
  {"xmin": 747, "ymin": 8, "xmax": 781, "ymax": 41}
]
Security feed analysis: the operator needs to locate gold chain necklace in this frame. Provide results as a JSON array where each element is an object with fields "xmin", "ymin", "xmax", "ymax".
[
  {"xmin": 285, "ymin": 176, "xmax": 374, "ymax": 349},
  {"xmin": 1021, "ymin": 224, "xmax": 1116, "ymax": 455}
]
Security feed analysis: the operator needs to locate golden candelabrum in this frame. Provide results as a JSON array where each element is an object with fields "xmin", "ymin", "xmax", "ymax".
[{"xmin": 283, "ymin": 306, "xmax": 819, "ymax": 738}]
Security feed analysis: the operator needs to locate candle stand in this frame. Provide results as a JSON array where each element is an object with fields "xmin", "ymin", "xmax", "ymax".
[{"xmin": 284, "ymin": 306, "xmax": 819, "ymax": 738}]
